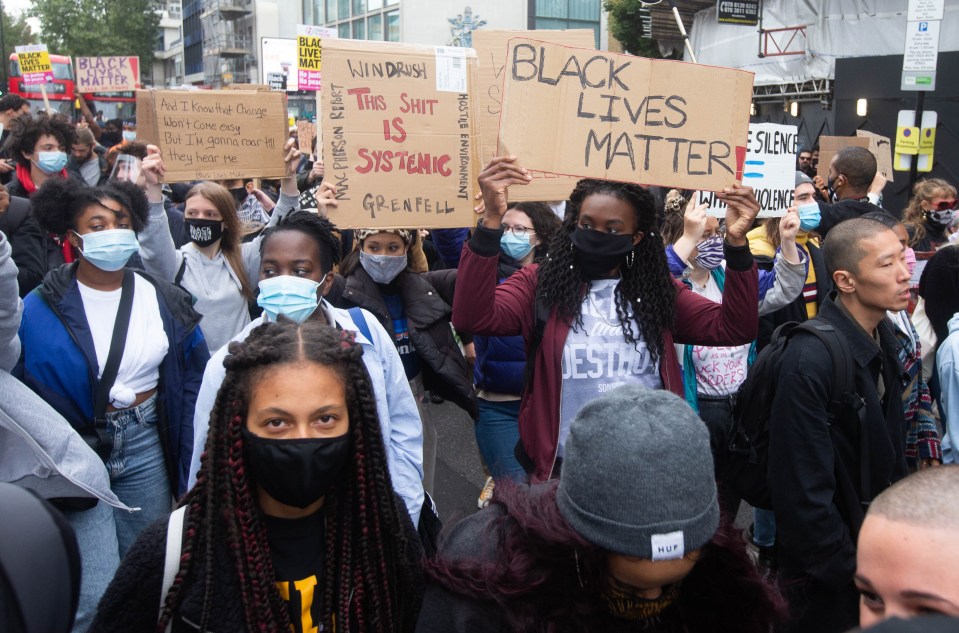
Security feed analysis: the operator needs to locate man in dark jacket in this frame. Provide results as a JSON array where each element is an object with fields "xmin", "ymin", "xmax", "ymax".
[
  {"xmin": 817, "ymin": 146, "xmax": 886, "ymax": 236},
  {"xmin": 769, "ymin": 217, "xmax": 912, "ymax": 633}
]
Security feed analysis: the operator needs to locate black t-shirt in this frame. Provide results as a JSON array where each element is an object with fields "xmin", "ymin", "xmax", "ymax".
[{"xmin": 263, "ymin": 510, "xmax": 325, "ymax": 633}]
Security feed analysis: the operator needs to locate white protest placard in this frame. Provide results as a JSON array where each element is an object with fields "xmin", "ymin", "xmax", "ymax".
[
  {"xmin": 75, "ymin": 56, "xmax": 140, "ymax": 93},
  {"xmin": 699, "ymin": 123, "xmax": 797, "ymax": 217}
]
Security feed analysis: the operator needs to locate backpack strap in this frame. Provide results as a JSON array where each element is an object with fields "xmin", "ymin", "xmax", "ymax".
[
  {"xmin": 159, "ymin": 505, "xmax": 188, "ymax": 633},
  {"xmin": 348, "ymin": 306, "xmax": 374, "ymax": 349},
  {"xmin": 522, "ymin": 293, "xmax": 550, "ymax": 387},
  {"xmin": 89, "ymin": 269, "xmax": 135, "ymax": 454},
  {"xmin": 173, "ymin": 258, "xmax": 186, "ymax": 286}
]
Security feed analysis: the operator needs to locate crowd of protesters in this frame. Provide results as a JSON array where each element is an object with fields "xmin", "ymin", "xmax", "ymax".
[{"xmin": 0, "ymin": 95, "xmax": 958, "ymax": 633}]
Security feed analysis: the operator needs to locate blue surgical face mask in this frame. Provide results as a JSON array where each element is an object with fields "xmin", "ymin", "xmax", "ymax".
[
  {"xmin": 359, "ymin": 251, "xmax": 407, "ymax": 284},
  {"xmin": 36, "ymin": 150, "xmax": 68, "ymax": 174},
  {"xmin": 122, "ymin": 131, "xmax": 137, "ymax": 142},
  {"xmin": 256, "ymin": 275, "xmax": 321, "ymax": 324},
  {"xmin": 500, "ymin": 231, "xmax": 534, "ymax": 261},
  {"xmin": 76, "ymin": 229, "xmax": 139, "ymax": 272},
  {"xmin": 694, "ymin": 235, "xmax": 724, "ymax": 270},
  {"xmin": 797, "ymin": 202, "xmax": 821, "ymax": 232}
]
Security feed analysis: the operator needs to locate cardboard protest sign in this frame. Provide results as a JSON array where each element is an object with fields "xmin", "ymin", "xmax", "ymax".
[
  {"xmin": 856, "ymin": 130, "xmax": 894, "ymax": 183},
  {"xmin": 16, "ymin": 45, "xmax": 53, "ymax": 85},
  {"xmin": 75, "ymin": 56, "xmax": 140, "ymax": 93},
  {"xmin": 817, "ymin": 136, "xmax": 869, "ymax": 181},
  {"xmin": 297, "ymin": 25, "xmax": 336, "ymax": 91},
  {"xmin": 498, "ymin": 38, "xmax": 754, "ymax": 192},
  {"xmin": 320, "ymin": 39, "xmax": 482, "ymax": 229},
  {"xmin": 700, "ymin": 123, "xmax": 797, "ymax": 217},
  {"xmin": 136, "ymin": 89, "xmax": 289, "ymax": 182},
  {"xmin": 473, "ymin": 30, "xmax": 595, "ymax": 203},
  {"xmin": 297, "ymin": 120, "xmax": 316, "ymax": 155}
]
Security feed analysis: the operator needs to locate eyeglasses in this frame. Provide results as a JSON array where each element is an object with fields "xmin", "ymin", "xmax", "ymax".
[
  {"xmin": 934, "ymin": 200, "xmax": 958, "ymax": 211},
  {"xmin": 504, "ymin": 225, "xmax": 535, "ymax": 237}
]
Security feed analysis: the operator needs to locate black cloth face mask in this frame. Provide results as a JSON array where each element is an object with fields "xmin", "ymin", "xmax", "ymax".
[
  {"xmin": 241, "ymin": 427, "xmax": 351, "ymax": 509},
  {"xmin": 184, "ymin": 218, "xmax": 223, "ymax": 247},
  {"xmin": 570, "ymin": 227, "xmax": 635, "ymax": 279}
]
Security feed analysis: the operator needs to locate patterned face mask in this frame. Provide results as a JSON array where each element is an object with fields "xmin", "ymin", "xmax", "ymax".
[
  {"xmin": 600, "ymin": 580, "xmax": 681, "ymax": 621},
  {"xmin": 694, "ymin": 235, "xmax": 724, "ymax": 271}
]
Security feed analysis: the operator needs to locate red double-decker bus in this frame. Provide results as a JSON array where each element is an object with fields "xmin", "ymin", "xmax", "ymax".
[{"xmin": 8, "ymin": 53, "xmax": 137, "ymax": 120}]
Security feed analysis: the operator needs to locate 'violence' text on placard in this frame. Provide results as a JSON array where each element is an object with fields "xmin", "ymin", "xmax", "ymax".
[
  {"xmin": 320, "ymin": 39, "xmax": 482, "ymax": 229},
  {"xmin": 498, "ymin": 38, "xmax": 754, "ymax": 193},
  {"xmin": 137, "ymin": 89, "xmax": 289, "ymax": 182}
]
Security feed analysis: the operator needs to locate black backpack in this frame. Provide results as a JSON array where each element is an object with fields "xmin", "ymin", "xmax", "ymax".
[{"xmin": 726, "ymin": 319, "xmax": 867, "ymax": 510}]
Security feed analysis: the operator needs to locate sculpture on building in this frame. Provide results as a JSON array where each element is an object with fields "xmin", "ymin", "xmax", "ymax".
[{"xmin": 449, "ymin": 6, "xmax": 486, "ymax": 47}]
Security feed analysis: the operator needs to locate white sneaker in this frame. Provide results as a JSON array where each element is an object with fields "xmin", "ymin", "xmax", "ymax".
[{"xmin": 477, "ymin": 476, "xmax": 495, "ymax": 509}]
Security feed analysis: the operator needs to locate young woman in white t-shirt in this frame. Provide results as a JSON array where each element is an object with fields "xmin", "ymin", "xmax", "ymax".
[{"xmin": 662, "ymin": 190, "xmax": 805, "ymax": 517}]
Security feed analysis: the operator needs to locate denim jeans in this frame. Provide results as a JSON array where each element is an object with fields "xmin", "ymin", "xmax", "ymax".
[
  {"xmin": 62, "ymin": 500, "xmax": 121, "ymax": 633},
  {"xmin": 475, "ymin": 398, "xmax": 526, "ymax": 482},
  {"xmin": 753, "ymin": 507, "xmax": 776, "ymax": 547},
  {"xmin": 104, "ymin": 393, "xmax": 172, "ymax": 557}
]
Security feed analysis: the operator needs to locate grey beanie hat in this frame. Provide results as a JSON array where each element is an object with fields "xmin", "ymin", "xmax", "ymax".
[
  {"xmin": 796, "ymin": 170, "xmax": 813, "ymax": 187},
  {"xmin": 556, "ymin": 385, "xmax": 719, "ymax": 560}
]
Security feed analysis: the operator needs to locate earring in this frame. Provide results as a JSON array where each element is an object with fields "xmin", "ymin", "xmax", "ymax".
[
  {"xmin": 624, "ymin": 250, "xmax": 634, "ymax": 270},
  {"xmin": 570, "ymin": 241, "xmax": 575, "ymax": 270}
]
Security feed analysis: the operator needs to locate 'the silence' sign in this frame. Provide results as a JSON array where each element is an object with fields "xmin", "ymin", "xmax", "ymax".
[
  {"xmin": 498, "ymin": 38, "xmax": 754, "ymax": 193},
  {"xmin": 76, "ymin": 56, "xmax": 140, "ymax": 93},
  {"xmin": 700, "ymin": 123, "xmax": 798, "ymax": 217},
  {"xmin": 320, "ymin": 39, "xmax": 482, "ymax": 229}
]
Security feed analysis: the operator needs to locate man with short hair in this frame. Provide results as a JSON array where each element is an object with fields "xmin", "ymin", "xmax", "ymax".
[
  {"xmin": 769, "ymin": 217, "xmax": 912, "ymax": 632},
  {"xmin": 817, "ymin": 146, "xmax": 886, "ymax": 236},
  {"xmin": 66, "ymin": 127, "xmax": 108, "ymax": 186},
  {"xmin": 855, "ymin": 466, "xmax": 959, "ymax": 626},
  {"xmin": 798, "ymin": 148, "xmax": 814, "ymax": 177},
  {"xmin": 0, "ymin": 94, "xmax": 32, "ymax": 184}
]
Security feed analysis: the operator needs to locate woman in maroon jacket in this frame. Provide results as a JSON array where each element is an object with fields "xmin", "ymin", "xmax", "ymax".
[{"xmin": 452, "ymin": 157, "xmax": 760, "ymax": 482}]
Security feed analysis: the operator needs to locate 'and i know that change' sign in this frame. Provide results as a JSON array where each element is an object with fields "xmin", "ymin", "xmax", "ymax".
[
  {"xmin": 700, "ymin": 123, "xmax": 798, "ymax": 217},
  {"xmin": 76, "ymin": 56, "xmax": 140, "ymax": 93},
  {"xmin": 498, "ymin": 38, "xmax": 754, "ymax": 193}
]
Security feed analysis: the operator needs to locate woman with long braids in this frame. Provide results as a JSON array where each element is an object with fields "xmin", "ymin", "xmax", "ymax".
[
  {"xmin": 452, "ymin": 157, "xmax": 760, "ymax": 482},
  {"xmin": 89, "ymin": 319, "xmax": 424, "ymax": 633}
]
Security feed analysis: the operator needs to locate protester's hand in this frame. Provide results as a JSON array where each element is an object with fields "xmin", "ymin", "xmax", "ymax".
[
  {"xmin": 463, "ymin": 341, "xmax": 476, "ymax": 367},
  {"xmin": 141, "ymin": 145, "xmax": 165, "ymax": 186},
  {"xmin": 314, "ymin": 181, "xmax": 338, "ymax": 218},
  {"xmin": 283, "ymin": 138, "xmax": 302, "ymax": 179},
  {"xmin": 0, "ymin": 184, "xmax": 9, "ymax": 218},
  {"xmin": 716, "ymin": 185, "xmax": 760, "ymax": 247},
  {"xmin": 473, "ymin": 190, "xmax": 485, "ymax": 216},
  {"xmin": 919, "ymin": 458, "xmax": 941, "ymax": 470},
  {"xmin": 246, "ymin": 183, "xmax": 277, "ymax": 214},
  {"xmin": 779, "ymin": 208, "xmax": 800, "ymax": 242},
  {"xmin": 308, "ymin": 160, "xmax": 325, "ymax": 184},
  {"xmin": 0, "ymin": 160, "xmax": 15, "ymax": 174},
  {"xmin": 682, "ymin": 195, "xmax": 708, "ymax": 241},
  {"xmin": 478, "ymin": 156, "xmax": 531, "ymax": 226},
  {"xmin": 77, "ymin": 118, "xmax": 89, "ymax": 130},
  {"xmin": 869, "ymin": 171, "xmax": 887, "ymax": 195},
  {"xmin": 813, "ymin": 175, "xmax": 829, "ymax": 200}
]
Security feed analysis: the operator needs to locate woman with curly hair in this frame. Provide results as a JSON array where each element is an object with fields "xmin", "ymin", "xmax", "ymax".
[
  {"xmin": 14, "ymin": 177, "xmax": 210, "ymax": 630},
  {"xmin": 452, "ymin": 157, "xmax": 760, "ymax": 481},
  {"xmin": 417, "ymin": 386, "xmax": 785, "ymax": 633},
  {"xmin": 903, "ymin": 178, "xmax": 957, "ymax": 254},
  {"xmin": 90, "ymin": 319, "xmax": 424, "ymax": 633}
]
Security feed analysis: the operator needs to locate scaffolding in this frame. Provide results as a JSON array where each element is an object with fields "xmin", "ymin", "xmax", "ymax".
[{"xmin": 200, "ymin": 0, "xmax": 255, "ymax": 87}]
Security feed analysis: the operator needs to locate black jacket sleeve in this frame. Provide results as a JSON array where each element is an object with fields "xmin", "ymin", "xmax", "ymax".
[
  {"xmin": 88, "ymin": 517, "xmax": 168, "ymax": 633},
  {"xmin": 768, "ymin": 340, "xmax": 856, "ymax": 589},
  {"xmin": 8, "ymin": 211, "xmax": 46, "ymax": 297}
]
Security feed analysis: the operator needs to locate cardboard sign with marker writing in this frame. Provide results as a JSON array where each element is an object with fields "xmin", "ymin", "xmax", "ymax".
[
  {"xmin": 320, "ymin": 39, "xmax": 482, "ymax": 229},
  {"xmin": 700, "ymin": 123, "xmax": 797, "ymax": 217},
  {"xmin": 473, "ymin": 30, "xmax": 594, "ymax": 202},
  {"xmin": 856, "ymin": 130, "xmax": 894, "ymax": 183},
  {"xmin": 75, "ymin": 56, "xmax": 140, "ymax": 93},
  {"xmin": 817, "ymin": 136, "xmax": 870, "ymax": 181},
  {"xmin": 297, "ymin": 120, "xmax": 316, "ymax": 155},
  {"xmin": 137, "ymin": 89, "xmax": 289, "ymax": 182},
  {"xmin": 499, "ymin": 38, "xmax": 754, "ymax": 192}
]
